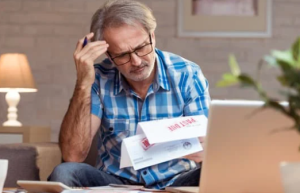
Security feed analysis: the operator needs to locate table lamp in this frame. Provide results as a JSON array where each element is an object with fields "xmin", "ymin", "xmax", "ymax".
[{"xmin": 0, "ymin": 53, "xmax": 37, "ymax": 127}]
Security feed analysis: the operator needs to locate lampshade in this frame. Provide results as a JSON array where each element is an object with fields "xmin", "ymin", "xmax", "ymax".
[{"xmin": 0, "ymin": 53, "xmax": 37, "ymax": 92}]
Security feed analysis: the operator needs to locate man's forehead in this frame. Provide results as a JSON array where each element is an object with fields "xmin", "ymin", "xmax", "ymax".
[
  {"xmin": 103, "ymin": 25, "xmax": 149, "ymax": 53},
  {"xmin": 116, "ymin": 36, "xmax": 147, "ymax": 51}
]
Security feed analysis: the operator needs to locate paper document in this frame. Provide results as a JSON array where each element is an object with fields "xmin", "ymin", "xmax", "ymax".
[
  {"xmin": 120, "ymin": 115, "xmax": 207, "ymax": 170},
  {"xmin": 62, "ymin": 190, "xmax": 148, "ymax": 193},
  {"xmin": 61, "ymin": 184, "xmax": 165, "ymax": 193}
]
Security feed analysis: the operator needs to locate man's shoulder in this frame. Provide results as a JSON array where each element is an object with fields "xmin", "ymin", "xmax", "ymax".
[
  {"xmin": 94, "ymin": 58, "xmax": 117, "ymax": 80},
  {"xmin": 157, "ymin": 49, "xmax": 202, "ymax": 75}
]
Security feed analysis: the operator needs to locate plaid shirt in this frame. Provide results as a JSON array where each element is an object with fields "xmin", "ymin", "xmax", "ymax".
[{"xmin": 91, "ymin": 48, "xmax": 210, "ymax": 189}]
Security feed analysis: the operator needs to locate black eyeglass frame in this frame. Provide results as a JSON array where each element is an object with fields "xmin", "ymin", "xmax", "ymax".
[{"xmin": 107, "ymin": 34, "xmax": 153, "ymax": 66}]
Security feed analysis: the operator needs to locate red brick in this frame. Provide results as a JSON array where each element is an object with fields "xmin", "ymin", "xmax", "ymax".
[
  {"xmin": 52, "ymin": 0, "xmax": 86, "ymax": 13},
  {"xmin": 3, "ymin": 37, "xmax": 35, "ymax": 48},
  {"xmin": 0, "ymin": 0, "xmax": 22, "ymax": 12},
  {"xmin": 275, "ymin": 17, "xmax": 294, "ymax": 27},
  {"xmin": 0, "ymin": 24, "xmax": 21, "ymax": 35},
  {"xmin": 0, "ymin": 13, "xmax": 8, "ymax": 23},
  {"xmin": 21, "ymin": 0, "xmax": 53, "ymax": 12},
  {"xmin": 8, "ymin": 13, "xmax": 90, "ymax": 24},
  {"xmin": 22, "ymin": 25, "xmax": 54, "ymax": 35},
  {"xmin": 53, "ymin": 25, "xmax": 85, "ymax": 36},
  {"xmin": 85, "ymin": 0, "xmax": 106, "ymax": 12}
]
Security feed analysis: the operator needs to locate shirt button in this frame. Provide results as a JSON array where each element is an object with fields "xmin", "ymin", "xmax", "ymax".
[
  {"xmin": 143, "ymin": 171, "xmax": 147, "ymax": 175},
  {"xmin": 109, "ymin": 127, "xmax": 114, "ymax": 132}
]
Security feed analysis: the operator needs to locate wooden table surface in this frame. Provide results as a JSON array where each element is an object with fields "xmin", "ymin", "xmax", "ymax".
[{"xmin": 3, "ymin": 188, "xmax": 170, "ymax": 193}]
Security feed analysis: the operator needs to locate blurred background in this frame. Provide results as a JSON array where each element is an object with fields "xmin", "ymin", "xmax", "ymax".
[{"xmin": 0, "ymin": 0, "xmax": 298, "ymax": 142}]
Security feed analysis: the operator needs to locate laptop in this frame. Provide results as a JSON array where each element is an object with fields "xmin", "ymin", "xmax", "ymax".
[{"xmin": 167, "ymin": 100, "xmax": 300, "ymax": 193}]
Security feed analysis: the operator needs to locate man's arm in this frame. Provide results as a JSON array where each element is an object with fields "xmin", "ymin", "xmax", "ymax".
[
  {"xmin": 59, "ymin": 86, "xmax": 101, "ymax": 162},
  {"xmin": 59, "ymin": 32, "xmax": 108, "ymax": 162}
]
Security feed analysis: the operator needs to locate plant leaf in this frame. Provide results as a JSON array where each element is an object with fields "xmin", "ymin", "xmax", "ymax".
[
  {"xmin": 256, "ymin": 59, "xmax": 265, "ymax": 83},
  {"xmin": 292, "ymin": 37, "xmax": 300, "ymax": 62},
  {"xmin": 288, "ymin": 95, "xmax": 300, "ymax": 110},
  {"xmin": 271, "ymin": 50, "xmax": 295, "ymax": 67},
  {"xmin": 216, "ymin": 71, "xmax": 240, "ymax": 88},
  {"xmin": 218, "ymin": 36, "xmax": 300, "ymax": 141},
  {"xmin": 238, "ymin": 74, "xmax": 257, "ymax": 87},
  {"xmin": 216, "ymin": 79, "xmax": 238, "ymax": 87},
  {"xmin": 264, "ymin": 99, "xmax": 289, "ymax": 117},
  {"xmin": 264, "ymin": 55, "xmax": 277, "ymax": 66},
  {"xmin": 277, "ymin": 75, "xmax": 288, "ymax": 86},
  {"xmin": 222, "ymin": 73, "xmax": 238, "ymax": 81},
  {"xmin": 229, "ymin": 55, "xmax": 241, "ymax": 76}
]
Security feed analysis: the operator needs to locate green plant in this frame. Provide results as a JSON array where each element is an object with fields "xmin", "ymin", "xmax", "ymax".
[{"xmin": 217, "ymin": 37, "xmax": 300, "ymax": 133}]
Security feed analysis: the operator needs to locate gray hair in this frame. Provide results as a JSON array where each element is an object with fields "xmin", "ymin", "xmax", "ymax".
[{"xmin": 90, "ymin": 0, "xmax": 157, "ymax": 41}]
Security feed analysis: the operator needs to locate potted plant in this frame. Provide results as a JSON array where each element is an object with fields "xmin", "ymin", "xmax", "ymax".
[{"xmin": 217, "ymin": 37, "xmax": 300, "ymax": 193}]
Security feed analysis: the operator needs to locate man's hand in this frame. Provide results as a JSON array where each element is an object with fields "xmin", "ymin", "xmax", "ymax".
[
  {"xmin": 183, "ymin": 137, "xmax": 205, "ymax": 163},
  {"xmin": 73, "ymin": 32, "xmax": 109, "ymax": 89}
]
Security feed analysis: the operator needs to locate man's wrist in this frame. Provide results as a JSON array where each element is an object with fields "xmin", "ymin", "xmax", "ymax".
[
  {"xmin": 74, "ymin": 82, "xmax": 92, "ymax": 98},
  {"xmin": 75, "ymin": 81, "xmax": 92, "ymax": 91}
]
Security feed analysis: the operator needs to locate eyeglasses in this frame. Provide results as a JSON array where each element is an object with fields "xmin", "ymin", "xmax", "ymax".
[{"xmin": 107, "ymin": 34, "xmax": 153, "ymax": 66}]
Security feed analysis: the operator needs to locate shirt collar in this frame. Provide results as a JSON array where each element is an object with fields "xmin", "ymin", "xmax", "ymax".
[
  {"xmin": 155, "ymin": 49, "xmax": 170, "ymax": 91},
  {"xmin": 114, "ymin": 48, "xmax": 170, "ymax": 96}
]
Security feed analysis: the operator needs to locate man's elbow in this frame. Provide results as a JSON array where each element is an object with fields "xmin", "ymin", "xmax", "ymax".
[{"xmin": 61, "ymin": 150, "xmax": 87, "ymax": 163}]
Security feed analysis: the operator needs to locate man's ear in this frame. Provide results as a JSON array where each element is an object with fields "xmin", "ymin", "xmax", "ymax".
[
  {"xmin": 151, "ymin": 32, "xmax": 155, "ymax": 39},
  {"xmin": 151, "ymin": 32, "xmax": 156, "ymax": 46}
]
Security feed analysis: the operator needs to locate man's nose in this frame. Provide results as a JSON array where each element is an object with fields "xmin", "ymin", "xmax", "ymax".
[{"xmin": 130, "ymin": 52, "xmax": 142, "ymax": 66}]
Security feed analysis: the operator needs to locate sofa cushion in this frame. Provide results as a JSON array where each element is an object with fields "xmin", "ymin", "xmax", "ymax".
[
  {"xmin": 0, "ymin": 144, "xmax": 39, "ymax": 187},
  {"xmin": 31, "ymin": 143, "xmax": 61, "ymax": 181}
]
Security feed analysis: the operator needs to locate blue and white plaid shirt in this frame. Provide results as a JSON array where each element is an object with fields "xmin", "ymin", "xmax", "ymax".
[{"xmin": 91, "ymin": 48, "xmax": 210, "ymax": 189}]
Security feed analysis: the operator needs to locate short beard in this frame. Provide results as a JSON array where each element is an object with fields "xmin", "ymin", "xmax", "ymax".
[{"xmin": 125, "ymin": 60, "xmax": 155, "ymax": 82}]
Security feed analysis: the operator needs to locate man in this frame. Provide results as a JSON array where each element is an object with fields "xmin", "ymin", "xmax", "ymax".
[{"xmin": 48, "ymin": 0, "xmax": 210, "ymax": 189}]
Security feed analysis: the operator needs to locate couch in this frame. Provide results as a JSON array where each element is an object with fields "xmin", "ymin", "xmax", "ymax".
[{"xmin": 0, "ymin": 135, "xmax": 98, "ymax": 187}]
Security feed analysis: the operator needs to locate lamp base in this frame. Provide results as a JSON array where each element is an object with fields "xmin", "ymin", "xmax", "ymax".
[
  {"xmin": 3, "ymin": 120, "xmax": 22, "ymax": 127},
  {"xmin": 3, "ymin": 90, "xmax": 22, "ymax": 127}
]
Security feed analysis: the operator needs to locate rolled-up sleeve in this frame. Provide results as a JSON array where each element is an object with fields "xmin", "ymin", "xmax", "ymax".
[
  {"xmin": 91, "ymin": 74, "xmax": 103, "ymax": 119},
  {"xmin": 183, "ymin": 68, "xmax": 210, "ymax": 117}
]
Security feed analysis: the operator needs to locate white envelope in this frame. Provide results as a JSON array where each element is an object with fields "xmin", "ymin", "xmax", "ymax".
[{"xmin": 120, "ymin": 115, "xmax": 207, "ymax": 170}]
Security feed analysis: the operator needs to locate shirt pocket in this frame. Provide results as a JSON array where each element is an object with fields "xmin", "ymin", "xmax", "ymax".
[{"xmin": 101, "ymin": 117, "xmax": 130, "ymax": 146}]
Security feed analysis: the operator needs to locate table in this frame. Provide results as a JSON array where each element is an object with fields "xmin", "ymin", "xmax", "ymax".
[
  {"xmin": 3, "ymin": 187, "xmax": 170, "ymax": 193},
  {"xmin": 0, "ymin": 126, "xmax": 51, "ymax": 144}
]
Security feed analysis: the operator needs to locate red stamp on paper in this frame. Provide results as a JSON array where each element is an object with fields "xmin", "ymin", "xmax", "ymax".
[{"xmin": 140, "ymin": 137, "xmax": 154, "ymax": 150}]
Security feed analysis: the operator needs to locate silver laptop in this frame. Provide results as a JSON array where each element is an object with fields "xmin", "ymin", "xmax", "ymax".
[{"xmin": 167, "ymin": 100, "xmax": 300, "ymax": 193}]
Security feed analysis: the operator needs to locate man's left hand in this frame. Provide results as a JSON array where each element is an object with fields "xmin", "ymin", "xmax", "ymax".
[{"xmin": 183, "ymin": 137, "xmax": 205, "ymax": 163}]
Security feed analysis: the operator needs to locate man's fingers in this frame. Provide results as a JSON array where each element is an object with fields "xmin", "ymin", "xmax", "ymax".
[
  {"xmin": 86, "ymin": 32, "xmax": 95, "ymax": 40},
  {"xmin": 199, "ymin": 137, "xmax": 205, "ymax": 143},
  {"xmin": 183, "ymin": 151, "xmax": 202, "ymax": 158},
  {"xmin": 82, "ymin": 44, "xmax": 108, "ymax": 59},
  {"xmin": 78, "ymin": 45, "xmax": 108, "ymax": 65},
  {"xmin": 79, "ymin": 41, "xmax": 108, "ymax": 57},
  {"xmin": 183, "ymin": 155, "xmax": 203, "ymax": 163},
  {"xmin": 183, "ymin": 151, "xmax": 204, "ymax": 162},
  {"xmin": 74, "ymin": 43, "xmax": 108, "ymax": 63},
  {"xmin": 89, "ymin": 46, "xmax": 109, "ymax": 61},
  {"xmin": 75, "ymin": 32, "xmax": 94, "ymax": 54}
]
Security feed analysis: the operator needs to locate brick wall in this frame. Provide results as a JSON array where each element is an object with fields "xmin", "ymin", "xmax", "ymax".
[{"xmin": 0, "ymin": 0, "xmax": 299, "ymax": 141}]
